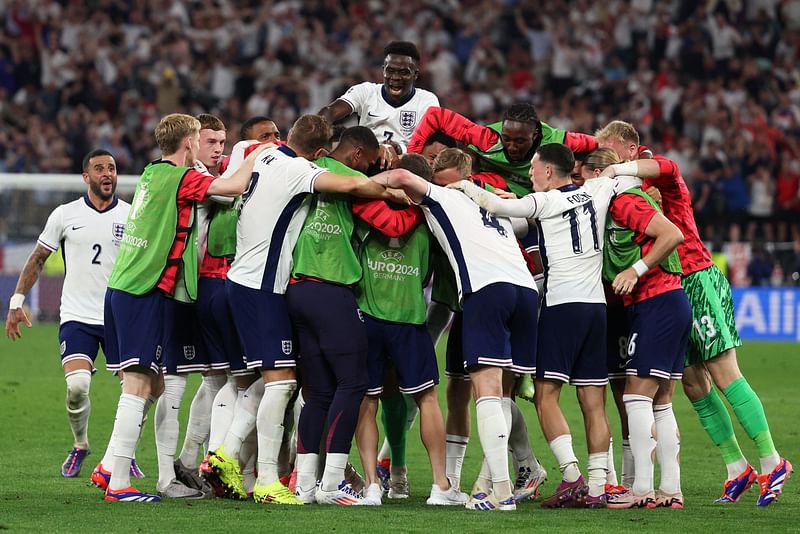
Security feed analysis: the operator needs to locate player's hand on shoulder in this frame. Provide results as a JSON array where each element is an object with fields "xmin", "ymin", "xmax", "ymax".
[
  {"xmin": 385, "ymin": 187, "xmax": 412, "ymax": 206},
  {"xmin": 599, "ymin": 165, "xmax": 618, "ymax": 178},
  {"xmin": 611, "ymin": 267, "xmax": 639, "ymax": 296},
  {"xmin": 493, "ymin": 188, "xmax": 517, "ymax": 199},
  {"xmin": 5, "ymin": 307, "xmax": 32, "ymax": 341}
]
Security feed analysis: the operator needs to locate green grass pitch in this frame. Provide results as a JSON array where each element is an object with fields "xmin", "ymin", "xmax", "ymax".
[{"xmin": 0, "ymin": 324, "xmax": 797, "ymax": 532}]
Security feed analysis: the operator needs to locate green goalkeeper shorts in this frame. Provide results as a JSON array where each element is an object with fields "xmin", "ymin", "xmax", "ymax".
[{"xmin": 682, "ymin": 265, "xmax": 742, "ymax": 367}]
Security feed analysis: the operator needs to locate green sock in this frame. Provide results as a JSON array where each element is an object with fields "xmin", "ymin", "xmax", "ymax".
[
  {"xmin": 691, "ymin": 388, "xmax": 745, "ymax": 465},
  {"xmin": 380, "ymin": 394, "xmax": 408, "ymax": 466},
  {"xmin": 723, "ymin": 377, "xmax": 777, "ymax": 459}
]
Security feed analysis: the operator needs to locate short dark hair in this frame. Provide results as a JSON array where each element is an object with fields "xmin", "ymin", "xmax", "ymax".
[
  {"xmin": 503, "ymin": 102, "xmax": 539, "ymax": 125},
  {"xmin": 425, "ymin": 131, "xmax": 457, "ymax": 149},
  {"xmin": 536, "ymin": 143, "xmax": 575, "ymax": 178},
  {"xmin": 384, "ymin": 41, "xmax": 420, "ymax": 62},
  {"xmin": 196, "ymin": 113, "xmax": 225, "ymax": 131},
  {"xmin": 338, "ymin": 126, "xmax": 379, "ymax": 151},
  {"xmin": 290, "ymin": 114, "xmax": 333, "ymax": 155},
  {"xmin": 240, "ymin": 116, "xmax": 273, "ymax": 141},
  {"xmin": 398, "ymin": 153, "xmax": 433, "ymax": 181},
  {"xmin": 82, "ymin": 149, "xmax": 114, "ymax": 172}
]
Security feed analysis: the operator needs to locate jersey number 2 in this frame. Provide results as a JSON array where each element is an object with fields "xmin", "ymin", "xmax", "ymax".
[{"xmin": 92, "ymin": 243, "xmax": 102, "ymax": 265}]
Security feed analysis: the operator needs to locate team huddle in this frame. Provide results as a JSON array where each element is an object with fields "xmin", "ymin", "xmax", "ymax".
[{"xmin": 5, "ymin": 41, "xmax": 792, "ymax": 510}]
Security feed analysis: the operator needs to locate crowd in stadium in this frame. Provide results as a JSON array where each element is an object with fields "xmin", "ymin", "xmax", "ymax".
[{"xmin": 1, "ymin": 0, "xmax": 800, "ymax": 252}]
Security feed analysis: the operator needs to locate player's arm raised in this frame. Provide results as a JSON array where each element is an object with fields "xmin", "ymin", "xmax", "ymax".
[
  {"xmin": 446, "ymin": 179, "xmax": 537, "ymax": 218},
  {"xmin": 205, "ymin": 143, "xmax": 272, "ymax": 197},
  {"xmin": 612, "ymin": 213, "xmax": 684, "ymax": 295},
  {"xmin": 318, "ymin": 99, "xmax": 354, "ymax": 124},
  {"xmin": 5, "ymin": 244, "xmax": 52, "ymax": 340}
]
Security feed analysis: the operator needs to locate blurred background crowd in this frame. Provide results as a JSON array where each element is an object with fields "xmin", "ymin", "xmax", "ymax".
[{"xmin": 0, "ymin": 0, "xmax": 799, "ymax": 284}]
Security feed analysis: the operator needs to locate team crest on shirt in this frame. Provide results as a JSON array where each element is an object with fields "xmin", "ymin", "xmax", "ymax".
[
  {"xmin": 112, "ymin": 223, "xmax": 126, "ymax": 242},
  {"xmin": 183, "ymin": 345, "xmax": 195, "ymax": 360},
  {"xmin": 400, "ymin": 111, "xmax": 417, "ymax": 131},
  {"xmin": 281, "ymin": 340, "xmax": 293, "ymax": 355}
]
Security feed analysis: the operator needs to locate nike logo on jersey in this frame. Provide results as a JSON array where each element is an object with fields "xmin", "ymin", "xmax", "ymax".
[
  {"xmin": 367, "ymin": 112, "xmax": 380, "ymax": 117},
  {"xmin": 72, "ymin": 225, "xmax": 86, "ymax": 230}
]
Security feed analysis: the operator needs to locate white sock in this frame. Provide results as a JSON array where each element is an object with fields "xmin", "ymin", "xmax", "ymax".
[
  {"xmin": 321, "ymin": 452, "xmax": 348, "ymax": 491},
  {"xmin": 587, "ymin": 452, "xmax": 608, "ymax": 497},
  {"xmin": 208, "ymin": 379, "xmax": 237, "ymax": 452},
  {"xmin": 377, "ymin": 438, "xmax": 391, "ymax": 463},
  {"xmin": 476, "ymin": 396, "xmax": 511, "ymax": 498},
  {"xmin": 475, "ymin": 457, "xmax": 492, "ymax": 492},
  {"xmin": 760, "ymin": 454, "xmax": 781, "ymax": 476},
  {"xmin": 507, "ymin": 398, "xmax": 536, "ymax": 466},
  {"xmin": 726, "ymin": 458, "xmax": 750, "ymax": 480},
  {"xmin": 548, "ymin": 434, "xmax": 581, "ymax": 483},
  {"xmin": 179, "ymin": 374, "xmax": 226, "ymax": 468},
  {"xmin": 108, "ymin": 394, "xmax": 146, "ymax": 491},
  {"xmin": 654, "ymin": 403, "xmax": 681, "ymax": 494},
  {"xmin": 241, "ymin": 429, "xmax": 257, "ymax": 491},
  {"xmin": 255, "ymin": 380, "xmax": 296, "ymax": 486},
  {"xmin": 624, "ymin": 394, "xmax": 655, "ymax": 495},
  {"xmin": 278, "ymin": 405, "xmax": 295, "ymax": 477},
  {"xmin": 607, "ymin": 437, "xmax": 618, "ymax": 485},
  {"xmin": 445, "ymin": 434, "xmax": 469, "ymax": 489},
  {"xmin": 222, "ymin": 379, "xmax": 264, "ymax": 458},
  {"xmin": 65, "ymin": 369, "xmax": 92, "ymax": 450},
  {"xmin": 296, "ymin": 452, "xmax": 319, "ymax": 493},
  {"xmin": 155, "ymin": 374, "xmax": 187, "ymax": 488},
  {"xmin": 621, "ymin": 438, "xmax": 635, "ymax": 488}
]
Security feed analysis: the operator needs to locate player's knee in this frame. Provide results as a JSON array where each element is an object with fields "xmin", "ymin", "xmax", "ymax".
[{"xmin": 65, "ymin": 370, "xmax": 91, "ymax": 407}]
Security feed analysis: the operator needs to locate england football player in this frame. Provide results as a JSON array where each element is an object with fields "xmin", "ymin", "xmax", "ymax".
[
  {"xmin": 319, "ymin": 41, "xmax": 439, "ymax": 167},
  {"xmin": 598, "ymin": 155, "xmax": 689, "ymax": 509},
  {"xmin": 5, "ymin": 149, "xmax": 130, "ymax": 478},
  {"xmin": 205, "ymin": 115, "xmax": 412, "ymax": 506},
  {"xmin": 452, "ymin": 144, "xmax": 618, "ymax": 508},
  {"xmin": 597, "ymin": 120, "xmax": 792, "ymax": 506},
  {"xmin": 407, "ymin": 103, "xmax": 598, "ymax": 197},
  {"xmin": 373, "ymin": 150, "xmax": 539, "ymax": 512},
  {"xmin": 240, "ymin": 116, "xmax": 280, "ymax": 144},
  {"xmin": 99, "ymin": 113, "xmax": 267, "ymax": 503}
]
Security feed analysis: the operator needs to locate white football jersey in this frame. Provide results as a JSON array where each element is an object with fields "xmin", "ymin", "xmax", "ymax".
[
  {"xmin": 37, "ymin": 195, "xmax": 131, "ymax": 325},
  {"xmin": 421, "ymin": 184, "xmax": 535, "ymax": 301},
  {"xmin": 339, "ymin": 82, "xmax": 439, "ymax": 151},
  {"xmin": 225, "ymin": 143, "xmax": 324, "ymax": 293},
  {"xmin": 526, "ymin": 178, "xmax": 615, "ymax": 306}
]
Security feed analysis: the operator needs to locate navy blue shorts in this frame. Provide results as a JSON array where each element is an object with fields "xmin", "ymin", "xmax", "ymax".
[
  {"xmin": 626, "ymin": 289, "xmax": 691, "ymax": 380},
  {"xmin": 163, "ymin": 299, "xmax": 205, "ymax": 374},
  {"xmin": 226, "ymin": 280, "xmax": 296, "ymax": 370},
  {"xmin": 196, "ymin": 277, "xmax": 247, "ymax": 375},
  {"xmin": 445, "ymin": 312, "xmax": 468, "ymax": 379},
  {"xmin": 606, "ymin": 303, "xmax": 629, "ymax": 380},
  {"xmin": 104, "ymin": 288, "xmax": 165, "ymax": 374},
  {"xmin": 461, "ymin": 282, "xmax": 538, "ymax": 374},
  {"xmin": 59, "ymin": 321, "xmax": 105, "ymax": 371},
  {"xmin": 536, "ymin": 302, "xmax": 607, "ymax": 386},
  {"xmin": 364, "ymin": 315, "xmax": 439, "ymax": 396}
]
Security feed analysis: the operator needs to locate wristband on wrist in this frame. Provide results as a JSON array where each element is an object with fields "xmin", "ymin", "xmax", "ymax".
[
  {"xmin": 632, "ymin": 259, "xmax": 649, "ymax": 277},
  {"xmin": 9, "ymin": 293, "xmax": 25, "ymax": 309}
]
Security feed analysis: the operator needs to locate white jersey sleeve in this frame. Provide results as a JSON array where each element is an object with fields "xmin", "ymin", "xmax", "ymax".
[
  {"xmin": 38, "ymin": 205, "xmax": 65, "ymax": 252},
  {"xmin": 283, "ymin": 157, "xmax": 325, "ymax": 195},
  {"xmin": 338, "ymin": 82, "xmax": 370, "ymax": 117}
]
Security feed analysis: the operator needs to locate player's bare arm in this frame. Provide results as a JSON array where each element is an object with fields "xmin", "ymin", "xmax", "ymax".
[
  {"xmin": 318, "ymin": 99, "xmax": 354, "ymax": 124},
  {"xmin": 316, "ymin": 169, "xmax": 412, "ymax": 204},
  {"xmin": 5, "ymin": 244, "xmax": 52, "ymax": 340},
  {"xmin": 206, "ymin": 143, "xmax": 271, "ymax": 197},
  {"xmin": 368, "ymin": 168, "xmax": 431, "ymax": 204},
  {"xmin": 600, "ymin": 159, "xmax": 660, "ymax": 180},
  {"xmin": 612, "ymin": 213, "xmax": 684, "ymax": 295}
]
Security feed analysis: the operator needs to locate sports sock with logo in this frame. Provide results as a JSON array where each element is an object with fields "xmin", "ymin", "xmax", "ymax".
[
  {"xmin": 624, "ymin": 394, "xmax": 656, "ymax": 495},
  {"xmin": 207, "ymin": 379, "xmax": 237, "ymax": 452},
  {"xmin": 108, "ymin": 393, "xmax": 146, "ymax": 491},
  {"xmin": 65, "ymin": 369, "xmax": 92, "ymax": 450},
  {"xmin": 723, "ymin": 377, "xmax": 780, "ymax": 473},
  {"xmin": 654, "ymin": 403, "xmax": 681, "ymax": 494},
  {"xmin": 179, "ymin": 374, "xmax": 226, "ymax": 468},
  {"xmin": 222, "ymin": 379, "xmax": 264, "ymax": 458},
  {"xmin": 255, "ymin": 380, "xmax": 296, "ymax": 486},
  {"xmin": 690, "ymin": 388, "xmax": 747, "ymax": 479},
  {"xmin": 155, "ymin": 374, "xmax": 187, "ymax": 489},
  {"xmin": 476, "ymin": 396, "xmax": 511, "ymax": 499}
]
